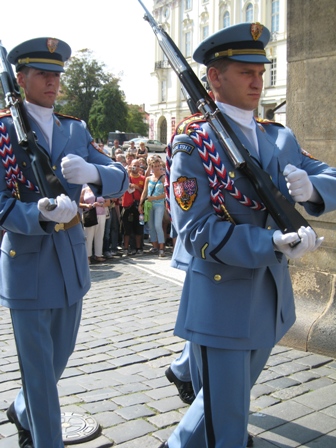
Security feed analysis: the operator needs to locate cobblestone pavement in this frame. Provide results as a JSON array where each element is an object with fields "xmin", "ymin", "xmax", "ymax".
[{"xmin": 1, "ymin": 250, "xmax": 336, "ymax": 447}]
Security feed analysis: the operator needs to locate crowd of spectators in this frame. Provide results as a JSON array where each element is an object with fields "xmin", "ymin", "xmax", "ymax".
[{"xmin": 81, "ymin": 139, "xmax": 172, "ymax": 262}]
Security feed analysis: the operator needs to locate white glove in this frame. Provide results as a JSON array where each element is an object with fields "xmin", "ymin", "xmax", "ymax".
[
  {"xmin": 283, "ymin": 164, "xmax": 313, "ymax": 202},
  {"xmin": 38, "ymin": 194, "xmax": 78, "ymax": 223},
  {"xmin": 273, "ymin": 226, "xmax": 324, "ymax": 259},
  {"xmin": 61, "ymin": 154, "xmax": 100, "ymax": 185}
]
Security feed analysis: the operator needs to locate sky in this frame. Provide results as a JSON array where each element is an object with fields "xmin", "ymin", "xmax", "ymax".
[{"xmin": 0, "ymin": 0, "xmax": 155, "ymax": 109}]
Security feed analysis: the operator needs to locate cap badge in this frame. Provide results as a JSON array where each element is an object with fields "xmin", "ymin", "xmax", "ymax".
[
  {"xmin": 46, "ymin": 38, "xmax": 59, "ymax": 53},
  {"xmin": 250, "ymin": 23, "xmax": 263, "ymax": 41}
]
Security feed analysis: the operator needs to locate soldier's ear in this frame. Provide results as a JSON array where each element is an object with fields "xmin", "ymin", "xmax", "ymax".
[{"xmin": 17, "ymin": 72, "xmax": 26, "ymax": 88}]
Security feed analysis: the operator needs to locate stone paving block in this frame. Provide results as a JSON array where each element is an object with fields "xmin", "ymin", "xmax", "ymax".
[
  {"xmin": 271, "ymin": 383, "xmax": 313, "ymax": 401},
  {"xmin": 296, "ymin": 354, "xmax": 334, "ymax": 369},
  {"xmin": 294, "ymin": 383, "xmax": 336, "ymax": 410},
  {"xmin": 266, "ymin": 376, "xmax": 301, "ymax": 390},
  {"xmin": 148, "ymin": 396, "xmax": 188, "ymax": 413},
  {"xmin": 321, "ymin": 404, "xmax": 336, "ymax": 419},
  {"xmin": 266, "ymin": 354, "xmax": 293, "ymax": 367},
  {"xmin": 302, "ymin": 429, "xmax": 336, "ymax": 447},
  {"xmin": 269, "ymin": 361, "xmax": 310, "ymax": 376},
  {"xmin": 257, "ymin": 369, "xmax": 283, "ymax": 384},
  {"xmin": 250, "ymin": 396, "xmax": 281, "ymax": 412},
  {"xmin": 138, "ymin": 348, "xmax": 172, "ymax": 361},
  {"xmin": 116, "ymin": 434, "xmax": 162, "ymax": 448},
  {"xmin": 289, "ymin": 371, "xmax": 321, "ymax": 384},
  {"xmin": 144, "ymin": 384, "xmax": 178, "ymax": 401},
  {"xmin": 261, "ymin": 412, "xmax": 336, "ymax": 447},
  {"xmin": 248, "ymin": 401, "xmax": 314, "ymax": 434},
  {"xmin": 78, "ymin": 400, "xmax": 118, "ymax": 415},
  {"xmin": 115, "ymin": 404, "xmax": 155, "ymax": 421},
  {"xmin": 251, "ymin": 383, "xmax": 279, "ymax": 399},
  {"xmin": 112, "ymin": 392, "xmax": 152, "ymax": 407},
  {"xmin": 148, "ymin": 410, "xmax": 183, "ymax": 429},
  {"xmin": 79, "ymin": 388, "xmax": 122, "ymax": 403},
  {"xmin": 0, "ymin": 434, "xmax": 17, "ymax": 448},
  {"xmin": 104, "ymin": 419, "xmax": 156, "ymax": 444}
]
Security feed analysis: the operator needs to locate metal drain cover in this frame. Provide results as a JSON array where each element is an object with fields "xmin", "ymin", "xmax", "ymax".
[{"xmin": 61, "ymin": 412, "xmax": 100, "ymax": 444}]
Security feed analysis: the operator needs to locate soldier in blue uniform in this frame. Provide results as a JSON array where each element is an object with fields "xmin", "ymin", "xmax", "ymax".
[
  {"xmin": 159, "ymin": 23, "xmax": 336, "ymax": 448},
  {"xmin": 0, "ymin": 37, "xmax": 128, "ymax": 448}
]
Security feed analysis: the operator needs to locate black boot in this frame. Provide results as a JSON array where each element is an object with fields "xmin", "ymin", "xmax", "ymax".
[
  {"xmin": 6, "ymin": 402, "xmax": 34, "ymax": 448},
  {"xmin": 165, "ymin": 367, "xmax": 195, "ymax": 405}
]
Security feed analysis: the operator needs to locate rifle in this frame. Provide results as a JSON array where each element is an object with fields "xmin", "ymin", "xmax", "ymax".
[
  {"xmin": 0, "ymin": 44, "xmax": 68, "ymax": 210},
  {"xmin": 137, "ymin": 0, "xmax": 313, "ymax": 245}
]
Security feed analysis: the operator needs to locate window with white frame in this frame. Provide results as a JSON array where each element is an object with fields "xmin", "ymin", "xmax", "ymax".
[
  {"xmin": 185, "ymin": 30, "xmax": 192, "ymax": 57},
  {"xmin": 246, "ymin": 3, "xmax": 253, "ymax": 22},
  {"xmin": 185, "ymin": 0, "xmax": 192, "ymax": 10},
  {"xmin": 271, "ymin": 0, "xmax": 280, "ymax": 32},
  {"xmin": 202, "ymin": 24, "xmax": 209, "ymax": 40},
  {"xmin": 270, "ymin": 58, "xmax": 277, "ymax": 86},
  {"xmin": 223, "ymin": 11, "xmax": 230, "ymax": 28}
]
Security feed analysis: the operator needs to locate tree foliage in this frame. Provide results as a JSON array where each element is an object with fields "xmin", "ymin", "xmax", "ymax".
[
  {"xmin": 127, "ymin": 104, "xmax": 148, "ymax": 137},
  {"xmin": 58, "ymin": 49, "xmax": 110, "ymax": 124},
  {"xmin": 57, "ymin": 48, "xmax": 147, "ymax": 141},
  {"xmin": 89, "ymin": 80, "xmax": 128, "ymax": 140}
]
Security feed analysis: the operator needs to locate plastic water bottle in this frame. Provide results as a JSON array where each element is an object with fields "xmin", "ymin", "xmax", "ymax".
[{"xmin": 139, "ymin": 213, "xmax": 144, "ymax": 225}]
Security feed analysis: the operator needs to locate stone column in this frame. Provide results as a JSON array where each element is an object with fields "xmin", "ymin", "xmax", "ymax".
[{"xmin": 280, "ymin": 0, "xmax": 336, "ymax": 356}]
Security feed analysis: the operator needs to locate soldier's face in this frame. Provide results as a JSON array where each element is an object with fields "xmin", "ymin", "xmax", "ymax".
[
  {"xmin": 17, "ymin": 68, "xmax": 60, "ymax": 108},
  {"xmin": 208, "ymin": 62, "xmax": 265, "ymax": 111}
]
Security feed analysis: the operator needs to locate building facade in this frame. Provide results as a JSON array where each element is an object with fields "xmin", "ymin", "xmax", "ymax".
[{"xmin": 147, "ymin": 0, "xmax": 287, "ymax": 143}]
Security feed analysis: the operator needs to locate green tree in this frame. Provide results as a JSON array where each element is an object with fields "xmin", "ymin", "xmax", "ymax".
[
  {"xmin": 58, "ymin": 49, "xmax": 109, "ymax": 124},
  {"xmin": 126, "ymin": 104, "xmax": 148, "ymax": 136},
  {"xmin": 89, "ymin": 79, "xmax": 128, "ymax": 140}
]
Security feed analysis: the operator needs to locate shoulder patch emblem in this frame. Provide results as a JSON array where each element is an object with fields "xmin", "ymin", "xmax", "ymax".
[
  {"xmin": 172, "ymin": 142, "xmax": 194, "ymax": 156},
  {"xmin": 173, "ymin": 176, "xmax": 198, "ymax": 211},
  {"xmin": 301, "ymin": 148, "xmax": 318, "ymax": 160}
]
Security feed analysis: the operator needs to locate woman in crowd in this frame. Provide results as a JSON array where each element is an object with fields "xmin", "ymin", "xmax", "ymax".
[
  {"xmin": 136, "ymin": 141, "xmax": 148, "ymax": 160},
  {"xmin": 80, "ymin": 184, "xmax": 110, "ymax": 263},
  {"xmin": 139, "ymin": 156, "xmax": 166, "ymax": 257}
]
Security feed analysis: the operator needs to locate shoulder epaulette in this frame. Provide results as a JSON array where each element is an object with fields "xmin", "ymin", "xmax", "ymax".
[
  {"xmin": 0, "ymin": 109, "xmax": 11, "ymax": 118},
  {"xmin": 54, "ymin": 112, "xmax": 81, "ymax": 122},
  {"xmin": 256, "ymin": 117, "xmax": 284, "ymax": 128},
  {"xmin": 176, "ymin": 113, "xmax": 206, "ymax": 136}
]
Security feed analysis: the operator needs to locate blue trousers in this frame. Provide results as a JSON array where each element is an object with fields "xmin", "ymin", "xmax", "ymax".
[
  {"xmin": 10, "ymin": 301, "xmax": 82, "ymax": 448},
  {"xmin": 171, "ymin": 341, "xmax": 192, "ymax": 382},
  {"xmin": 168, "ymin": 344, "xmax": 272, "ymax": 448}
]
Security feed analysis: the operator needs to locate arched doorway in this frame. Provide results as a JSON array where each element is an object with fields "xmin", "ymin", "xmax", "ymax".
[{"xmin": 158, "ymin": 116, "xmax": 167, "ymax": 144}]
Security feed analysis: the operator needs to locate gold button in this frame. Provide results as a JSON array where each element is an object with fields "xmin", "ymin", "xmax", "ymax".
[
  {"xmin": 229, "ymin": 171, "xmax": 235, "ymax": 178},
  {"xmin": 52, "ymin": 165, "xmax": 57, "ymax": 171},
  {"xmin": 22, "ymin": 161, "xmax": 27, "ymax": 167},
  {"xmin": 214, "ymin": 274, "xmax": 222, "ymax": 282},
  {"xmin": 267, "ymin": 226, "xmax": 272, "ymax": 230},
  {"xmin": 9, "ymin": 250, "xmax": 16, "ymax": 257}
]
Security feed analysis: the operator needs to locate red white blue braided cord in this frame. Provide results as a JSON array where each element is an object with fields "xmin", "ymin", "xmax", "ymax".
[
  {"xmin": 0, "ymin": 121, "xmax": 38, "ymax": 196},
  {"xmin": 189, "ymin": 123, "xmax": 265, "ymax": 215}
]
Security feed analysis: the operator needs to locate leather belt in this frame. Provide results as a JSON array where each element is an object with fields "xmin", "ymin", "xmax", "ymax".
[{"xmin": 54, "ymin": 213, "xmax": 81, "ymax": 232}]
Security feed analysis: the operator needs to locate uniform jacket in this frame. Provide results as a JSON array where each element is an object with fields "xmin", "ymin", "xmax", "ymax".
[
  {"xmin": 170, "ymin": 114, "xmax": 336, "ymax": 350},
  {"xmin": 0, "ymin": 110, "xmax": 128, "ymax": 309}
]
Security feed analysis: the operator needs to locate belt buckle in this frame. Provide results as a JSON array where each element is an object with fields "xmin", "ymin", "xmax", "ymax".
[{"xmin": 55, "ymin": 223, "xmax": 65, "ymax": 232}]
